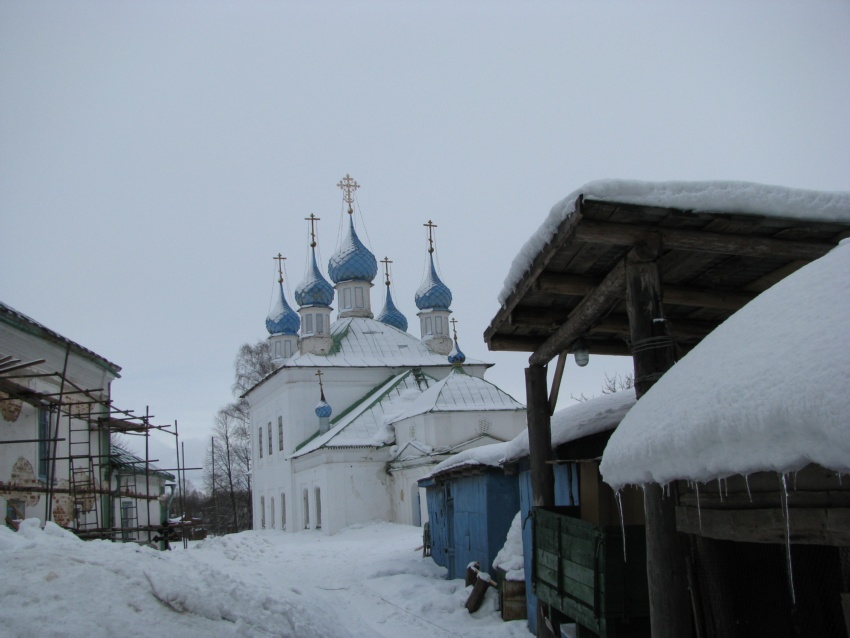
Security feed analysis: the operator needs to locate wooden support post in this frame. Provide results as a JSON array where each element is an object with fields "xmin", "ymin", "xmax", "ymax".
[
  {"xmin": 526, "ymin": 364, "xmax": 559, "ymax": 638},
  {"xmin": 526, "ymin": 364, "xmax": 554, "ymax": 508},
  {"xmin": 625, "ymin": 242, "xmax": 692, "ymax": 638}
]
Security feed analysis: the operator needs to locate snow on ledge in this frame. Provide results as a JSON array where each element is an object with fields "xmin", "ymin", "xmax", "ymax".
[
  {"xmin": 600, "ymin": 240, "xmax": 850, "ymax": 490},
  {"xmin": 498, "ymin": 180, "xmax": 850, "ymax": 305}
]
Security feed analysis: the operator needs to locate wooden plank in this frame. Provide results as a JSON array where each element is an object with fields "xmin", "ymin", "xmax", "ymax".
[
  {"xmin": 527, "ymin": 365, "xmax": 555, "ymax": 508},
  {"xmin": 675, "ymin": 505, "xmax": 850, "ymax": 545},
  {"xmin": 575, "ymin": 219, "xmax": 835, "ymax": 260}
]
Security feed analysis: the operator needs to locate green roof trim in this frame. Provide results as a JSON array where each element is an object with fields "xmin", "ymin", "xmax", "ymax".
[{"xmin": 294, "ymin": 429, "xmax": 321, "ymax": 453}]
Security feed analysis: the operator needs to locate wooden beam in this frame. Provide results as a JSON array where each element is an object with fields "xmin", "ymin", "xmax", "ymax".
[
  {"xmin": 531, "ymin": 272, "xmax": 756, "ymax": 311},
  {"xmin": 486, "ymin": 335, "xmax": 546, "ymax": 352},
  {"xmin": 625, "ymin": 243, "xmax": 692, "ymax": 638},
  {"xmin": 675, "ymin": 506, "xmax": 850, "ymax": 546},
  {"xmin": 574, "ymin": 219, "xmax": 834, "ymax": 260},
  {"xmin": 529, "ymin": 258, "xmax": 626, "ymax": 366},
  {"xmin": 510, "ymin": 309, "xmax": 717, "ymax": 340},
  {"xmin": 547, "ymin": 352, "xmax": 567, "ymax": 416},
  {"xmin": 526, "ymin": 365, "xmax": 555, "ymax": 508}
]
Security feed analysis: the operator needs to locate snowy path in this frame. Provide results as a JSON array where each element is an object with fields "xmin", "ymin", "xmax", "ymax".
[{"xmin": 0, "ymin": 520, "xmax": 530, "ymax": 638}]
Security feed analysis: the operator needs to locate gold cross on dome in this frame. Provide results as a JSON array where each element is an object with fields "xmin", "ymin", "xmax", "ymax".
[
  {"xmin": 315, "ymin": 369, "xmax": 325, "ymax": 392},
  {"xmin": 424, "ymin": 220, "xmax": 437, "ymax": 254},
  {"xmin": 337, "ymin": 174, "xmax": 360, "ymax": 212},
  {"xmin": 273, "ymin": 253, "xmax": 286, "ymax": 283},
  {"xmin": 450, "ymin": 317, "xmax": 459, "ymax": 340},
  {"xmin": 305, "ymin": 214, "xmax": 320, "ymax": 248},
  {"xmin": 380, "ymin": 256, "xmax": 392, "ymax": 286}
]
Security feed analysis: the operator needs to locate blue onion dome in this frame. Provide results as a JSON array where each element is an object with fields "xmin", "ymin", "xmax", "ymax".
[
  {"xmin": 415, "ymin": 253, "xmax": 452, "ymax": 310},
  {"xmin": 328, "ymin": 217, "xmax": 378, "ymax": 284},
  {"xmin": 266, "ymin": 282, "xmax": 301, "ymax": 335},
  {"xmin": 376, "ymin": 286, "xmax": 408, "ymax": 332},
  {"xmin": 315, "ymin": 399, "xmax": 333, "ymax": 419},
  {"xmin": 448, "ymin": 338, "xmax": 466, "ymax": 366},
  {"xmin": 295, "ymin": 248, "xmax": 334, "ymax": 307}
]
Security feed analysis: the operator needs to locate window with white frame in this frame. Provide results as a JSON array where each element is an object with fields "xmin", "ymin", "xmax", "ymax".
[
  {"xmin": 355, "ymin": 287, "xmax": 364, "ymax": 308},
  {"xmin": 316, "ymin": 313, "xmax": 324, "ymax": 334},
  {"xmin": 304, "ymin": 314, "xmax": 313, "ymax": 334}
]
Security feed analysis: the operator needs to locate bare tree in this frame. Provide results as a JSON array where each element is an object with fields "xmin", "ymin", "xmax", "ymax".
[
  {"xmin": 571, "ymin": 372, "xmax": 635, "ymax": 402},
  {"xmin": 232, "ymin": 339, "xmax": 275, "ymax": 397},
  {"xmin": 204, "ymin": 404, "xmax": 253, "ymax": 534}
]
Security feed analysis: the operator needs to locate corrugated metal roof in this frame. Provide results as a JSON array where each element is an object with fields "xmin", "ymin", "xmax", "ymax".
[
  {"xmin": 392, "ymin": 367, "xmax": 525, "ymax": 421},
  {"xmin": 293, "ymin": 369, "xmax": 436, "ymax": 457}
]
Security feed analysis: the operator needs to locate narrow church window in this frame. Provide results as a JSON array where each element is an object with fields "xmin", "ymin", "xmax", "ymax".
[
  {"xmin": 303, "ymin": 489, "xmax": 310, "ymax": 528},
  {"xmin": 316, "ymin": 314, "xmax": 324, "ymax": 334},
  {"xmin": 424, "ymin": 316, "xmax": 433, "ymax": 335},
  {"xmin": 343, "ymin": 287, "xmax": 352, "ymax": 309},
  {"xmin": 304, "ymin": 314, "xmax": 313, "ymax": 334},
  {"xmin": 278, "ymin": 416, "xmax": 284, "ymax": 452},
  {"xmin": 435, "ymin": 316, "xmax": 443, "ymax": 334},
  {"xmin": 281, "ymin": 493, "xmax": 286, "ymax": 530},
  {"xmin": 268, "ymin": 421, "xmax": 273, "ymax": 456},
  {"xmin": 315, "ymin": 487, "xmax": 322, "ymax": 529},
  {"xmin": 355, "ymin": 287, "xmax": 364, "ymax": 308},
  {"xmin": 260, "ymin": 496, "xmax": 266, "ymax": 529},
  {"xmin": 258, "ymin": 427, "xmax": 263, "ymax": 458},
  {"xmin": 274, "ymin": 340, "xmax": 281, "ymax": 358},
  {"xmin": 38, "ymin": 408, "xmax": 50, "ymax": 479},
  {"xmin": 270, "ymin": 497, "xmax": 275, "ymax": 528},
  {"xmin": 284, "ymin": 340, "xmax": 293, "ymax": 358}
]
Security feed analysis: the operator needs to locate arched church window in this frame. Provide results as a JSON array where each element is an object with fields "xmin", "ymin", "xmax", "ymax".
[{"xmin": 315, "ymin": 487, "xmax": 322, "ymax": 529}]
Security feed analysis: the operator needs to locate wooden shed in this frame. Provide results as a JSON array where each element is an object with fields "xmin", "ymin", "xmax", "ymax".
[
  {"xmin": 420, "ymin": 446, "xmax": 520, "ymax": 581},
  {"xmin": 483, "ymin": 180, "xmax": 850, "ymax": 637}
]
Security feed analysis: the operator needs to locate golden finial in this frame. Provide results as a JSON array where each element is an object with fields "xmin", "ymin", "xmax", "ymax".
[
  {"xmin": 450, "ymin": 317, "xmax": 459, "ymax": 341},
  {"xmin": 337, "ymin": 174, "xmax": 360, "ymax": 214},
  {"xmin": 424, "ymin": 220, "xmax": 437, "ymax": 254},
  {"xmin": 305, "ymin": 214, "xmax": 320, "ymax": 248},
  {"xmin": 380, "ymin": 256, "xmax": 392, "ymax": 286},
  {"xmin": 273, "ymin": 253, "xmax": 286, "ymax": 284}
]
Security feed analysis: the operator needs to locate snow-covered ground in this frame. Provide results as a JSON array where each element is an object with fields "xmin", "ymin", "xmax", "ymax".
[{"xmin": 0, "ymin": 519, "xmax": 531, "ymax": 638}]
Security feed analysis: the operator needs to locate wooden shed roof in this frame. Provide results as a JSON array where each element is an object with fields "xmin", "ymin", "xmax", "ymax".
[{"xmin": 484, "ymin": 185, "xmax": 850, "ymax": 366}]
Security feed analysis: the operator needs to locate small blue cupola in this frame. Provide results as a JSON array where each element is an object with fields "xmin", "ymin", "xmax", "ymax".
[
  {"xmin": 415, "ymin": 220, "xmax": 453, "ymax": 355},
  {"xmin": 329, "ymin": 174, "xmax": 378, "ymax": 319},
  {"xmin": 295, "ymin": 215, "xmax": 334, "ymax": 356},
  {"xmin": 376, "ymin": 257, "xmax": 408, "ymax": 332},
  {"xmin": 314, "ymin": 370, "xmax": 332, "ymax": 434},
  {"xmin": 447, "ymin": 320, "xmax": 466, "ymax": 367},
  {"xmin": 267, "ymin": 253, "xmax": 300, "ymax": 362}
]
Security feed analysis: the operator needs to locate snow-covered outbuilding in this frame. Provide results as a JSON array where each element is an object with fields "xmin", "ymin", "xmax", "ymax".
[
  {"xmin": 246, "ymin": 177, "xmax": 526, "ymax": 535},
  {"xmin": 600, "ymin": 240, "xmax": 850, "ymax": 637},
  {"xmin": 483, "ymin": 180, "xmax": 850, "ymax": 637}
]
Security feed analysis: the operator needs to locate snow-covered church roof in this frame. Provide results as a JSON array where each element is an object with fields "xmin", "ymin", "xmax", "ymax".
[
  {"xmin": 391, "ymin": 366, "xmax": 524, "ymax": 422},
  {"xmin": 292, "ymin": 369, "xmax": 437, "ymax": 457},
  {"xmin": 600, "ymin": 240, "xmax": 850, "ymax": 490},
  {"xmin": 284, "ymin": 317, "xmax": 487, "ymax": 369}
]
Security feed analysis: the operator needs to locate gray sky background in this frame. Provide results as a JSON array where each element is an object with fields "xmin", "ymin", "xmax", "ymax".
[{"xmin": 2, "ymin": 1, "xmax": 849, "ymax": 483}]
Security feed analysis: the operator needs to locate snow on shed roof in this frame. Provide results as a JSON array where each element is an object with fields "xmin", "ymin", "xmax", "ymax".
[
  {"xmin": 390, "ymin": 367, "xmax": 525, "ymax": 423},
  {"xmin": 292, "ymin": 370, "xmax": 436, "ymax": 457},
  {"xmin": 425, "ymin": 390, "xmax": 635, "ymax": 479},
  {"xmin": 498, "ymin": 180, "xmax": 850, "ymax": 305},
  {"xmin": 600, "ymin": 240, "xmax": 850, "ymax": 490},
  {"xmin": 502, "ymin": 390, "xmax": 636, "ymax": 464}
]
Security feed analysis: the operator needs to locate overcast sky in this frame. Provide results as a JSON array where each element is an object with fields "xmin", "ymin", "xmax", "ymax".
[{"xmin": 2, "ymin": 1, "xmax": 849, "ymax": 480}]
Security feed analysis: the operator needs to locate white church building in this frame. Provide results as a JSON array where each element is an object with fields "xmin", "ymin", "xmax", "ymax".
[{"xmin": 246, "ymin": 176, "xmax": 526, "ymax": 535}]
